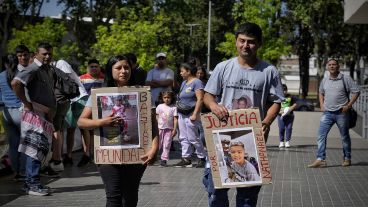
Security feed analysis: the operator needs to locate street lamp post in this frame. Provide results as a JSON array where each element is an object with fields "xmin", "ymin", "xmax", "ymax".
[
  {"xmin": 185, "ymin": 23, "xmax": 200, "ymax": 59},
  {"xmin": 207, "ymin": 1, "xmax": 212, "ymax": 72}
]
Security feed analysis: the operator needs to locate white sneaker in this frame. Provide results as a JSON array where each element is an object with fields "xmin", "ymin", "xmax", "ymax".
[
  {"xmin": 279, "ymin": 142, "xmax": 285, "ymax": 148},
  {"xmin": 285, "ymin": 141, "xmax": 290, "ymax": 148},
  {"xmin": 49, "ymin": 161, "xmax": 64, "ymax": 172}
]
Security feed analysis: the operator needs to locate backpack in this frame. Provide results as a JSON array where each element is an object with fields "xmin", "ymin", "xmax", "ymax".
[{"xmin": 51, "ymin": 65, "xmax": 80, "ymax": 103}]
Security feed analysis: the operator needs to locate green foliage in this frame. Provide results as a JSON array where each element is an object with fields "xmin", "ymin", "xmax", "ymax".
[
  {"xmin": 216, "ymin": 0, "xmax": 291, "ymax": 64},
  {"xmin": 91, "ymin": 9, "xmax": 173, "ymax": 70},
  {"xmin": 7, "ymin": 18, "xmax": 78, "ymax": 60}
]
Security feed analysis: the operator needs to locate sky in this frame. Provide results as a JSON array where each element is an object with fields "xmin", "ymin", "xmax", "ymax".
[{"xmin": 40, "ymin": 1, "xmax": 64, "ymax": 17}]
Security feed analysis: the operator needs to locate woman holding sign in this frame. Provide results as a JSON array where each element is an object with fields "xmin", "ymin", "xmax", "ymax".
[{"xmin": 78, "ymin": 55, "xmax": 158, "ymax": 207}]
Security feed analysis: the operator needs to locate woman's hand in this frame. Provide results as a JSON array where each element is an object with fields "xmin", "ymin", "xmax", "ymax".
[
  {"xmin": 140, "ymin": 147, "xmax": 157, "ymax": 165},
  {"xmin": 171, "ymin": 129, "xmax": 177, "ymax": 138},
  {"xmin": 100, "ymin": 112, "xmax": 123, "ymax": 127},
  {"xmin": 189, "ymin": 113, "xmax": 197, "ymax": 121}
]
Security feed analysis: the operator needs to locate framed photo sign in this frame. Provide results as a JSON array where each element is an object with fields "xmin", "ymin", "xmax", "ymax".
[
  {"xmin": 201, "ymin": 108, "xmax": 272, "ymax": 189},
  {"xmin": 91, "ymin": 87, "xmax": 152, "ymax": 164}
]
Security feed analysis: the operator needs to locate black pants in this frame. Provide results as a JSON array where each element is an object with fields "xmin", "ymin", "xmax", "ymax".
[{"xmin": 98, "ymin": 164, "xmax": 146, "ymax": 207}]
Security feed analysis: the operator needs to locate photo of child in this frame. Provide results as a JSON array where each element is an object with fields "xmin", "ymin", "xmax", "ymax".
[
  {"xmin": 212, "ymin": 127, "xmax": 262, "ymax": 186},
  {"xmin": 96, "ymin": 92, "xmax": 140, "ymax": 149},
  {"xmin": 227, "ymin": 141, "xmax": 260, "ymax": 182},
  {"xmin": 233, "ymin": 95, "xmax": 252, "ymax": 109}
]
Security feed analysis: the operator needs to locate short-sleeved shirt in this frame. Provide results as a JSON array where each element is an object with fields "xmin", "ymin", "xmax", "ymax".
[
  {"xmin": 280, "ymin": 94, "xmax": 297, "ymax": 115},
  {"xmin": 146, "ymin": 67, "xmax": 174, "ymax": 106},
  {"xmin": 230, "ymin": 161, "xmax": 260, "ymax": 182},
  {"xmin": 205, "ymin": 57, "xmax": 284, "ymax": 119},
  {"xmin": 178, "ymin": 79, "xmax": 204, "ymax": 108},
  {"xmin": 156, "ymin": 103, "xmax": 177, "ymax": 129},
  {"xmin": 14, "ymin": 59, "xmax": 56, "ymax": 109},
  {"xmin": 80, "ymin": 72, "xmax": 105, "ymax": 95},
  {"xmin": 319, "ymin": 73, "xmax": 360, "ymax": 111},
  {"xmin": 0, "ymin": 71, "xmax": 22, "ymax": 108}
]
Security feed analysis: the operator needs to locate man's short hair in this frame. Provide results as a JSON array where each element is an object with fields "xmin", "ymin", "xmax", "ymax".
[
  {"xmin": 88, "ymin": 58, "xmax": 100, "ymax": 65},
  {"xmin": 327, "ymin": 58, "xmax": 339, "ymax": 65},
  {"xmin": 235, "ymin": 22, "xmax": 263, "ymax": 44},
  {"xmin": 37, "ymin": 42, "xmax": 53, "ymax": 50},
  {"xmin": 15, "ymin": 45, "xmax": 30, "ymax": 54},
  {"xmin": 125, "ymin": 53, "xmax": 137, "ymax": 64}
]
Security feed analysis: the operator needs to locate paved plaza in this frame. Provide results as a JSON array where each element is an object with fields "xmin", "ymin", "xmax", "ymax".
[{"xmin": 1, "ymin": 112, "xmax": 368, "ymax": 207}]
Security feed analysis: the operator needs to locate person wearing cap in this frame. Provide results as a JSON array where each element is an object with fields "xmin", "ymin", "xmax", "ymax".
[{"xmin": 145, "ymin": 52, "xmax": 174, "ymax": 107}]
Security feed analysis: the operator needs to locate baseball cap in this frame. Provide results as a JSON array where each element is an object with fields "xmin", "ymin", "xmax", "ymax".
[{"xmin": 156, "ymin": 52, "xmax": 167, "ymax": 59}]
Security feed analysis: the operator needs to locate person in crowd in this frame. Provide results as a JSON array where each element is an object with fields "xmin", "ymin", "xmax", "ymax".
[
  {"xmin": 145, "ymin": 52, "xmax": 174, "ymax": 107},
  {"xmin": 156, "ymin": 91, "xmax": 178, "ymax": 167},
  {"xmin": 308, "ymin": 59, "xmax": 360, "ymax": 168},
  {"xmin": 47, "ymin": 59, "xmax": 73, "ymax": 172},
  {"xmin": 78, "ymin": 58, "xmax": 105, "ymax": 167},
  {"xmin": 277, "ymin": 84, "xmax": 297, "ymax": 148},
  {"xmin": 125, "ymin": 53, "xmax": 147, "ymax": 86},
  {"xmin": 51, "ymin": 60, "xmax": 89, "ymax": 167},
  {"xmin": 227, "ymin": 141, "xmax": 260, "ymax": 182},
  {"xmin": 174, "ymin": 63, "xmax": 206, "ymax": 168},
  {"xmin": 196, "ymin": 66, "xmax": 208, "ymax": 86},
  {"xmin": 12, "ymin": 42, "xmax": 57, "ymax": 196},
  {"xmin": 0, "ymin": 47, "xmax": 29, "ymax": 181},
  {"xmin": 78, "ymin": 55, "xmax": 158, "ymax": 207},
  {"xmin": 203, "ymin": 22, "xmax": 284, "ymax": 207}
]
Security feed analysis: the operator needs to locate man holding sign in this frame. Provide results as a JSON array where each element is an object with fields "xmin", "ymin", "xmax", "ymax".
[{"xmin": 203, "ymin": 22, "xmax": 284, "ymax": 207}]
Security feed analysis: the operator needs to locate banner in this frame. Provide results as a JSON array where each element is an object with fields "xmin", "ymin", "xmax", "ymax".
[
  {"xmin": 91, "ymin": 87, "xmax": 152, "ymax": 164},
  {"xmin": 201, "ymin": 108, "xmax": 272, "ymax": 189}
]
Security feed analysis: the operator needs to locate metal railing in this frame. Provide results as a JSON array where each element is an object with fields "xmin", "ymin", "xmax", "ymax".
[{"xmin": 353, "ymin": 85, "xmax": 368, "ymax": 138}]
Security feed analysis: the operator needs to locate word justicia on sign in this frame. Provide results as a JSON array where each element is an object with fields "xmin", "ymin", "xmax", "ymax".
[{"xmin": 203, "ymin": 111, "xmax": 260, "ymax": 129}]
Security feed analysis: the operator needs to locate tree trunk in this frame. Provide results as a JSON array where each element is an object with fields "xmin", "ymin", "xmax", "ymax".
[{"xmin": 299, "ymin": 54, "xmax": 309, "ymax": 99}]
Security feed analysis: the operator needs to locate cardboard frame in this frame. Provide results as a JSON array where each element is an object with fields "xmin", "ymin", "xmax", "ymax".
[
  {"xmin": 201, "ymin": 108, "xmax": 272, "ymax": 188},
  {"xmin": 91, "ymin": 87, "xmax": 152, "ymax": 164}
]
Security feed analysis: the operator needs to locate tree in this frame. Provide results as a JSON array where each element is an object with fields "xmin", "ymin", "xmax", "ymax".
[
  {"xmin": 91, "ymin": 10, "xmax": 172, "ymax": 70},
  {"xmin": 217, "ymin": 0, "xmax": 291, "ymax": 65},
  {"xmin": 0, "ymin": 0, "xmax": 48, "ymax": 66},
  {"xmin": 7, "ymin": 17, "xmax": 78, "ymax": 61}
]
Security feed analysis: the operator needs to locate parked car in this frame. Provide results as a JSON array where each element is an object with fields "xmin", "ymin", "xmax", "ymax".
[{"xmin": 295, "ymin": 98, "xmax": 315, "ymax": 111}]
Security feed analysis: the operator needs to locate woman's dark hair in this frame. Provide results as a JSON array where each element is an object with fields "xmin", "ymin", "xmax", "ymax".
[
  {"xmin": 180, "ymin": 62, "xmax": 197, "ymax": 76},
  {"xmin": 158, "ymin": 90, "xmax": 176, "ymax": 105},
  {"xmin": 3, "ymin": 54, "xmax": 19, "ymax": 87},
  {"xmin": 197, "ymin": 66, "xmax": 208, "ymax": 81},
  {"xmin": 105, "ymin": 55, "xmax": 132, "ymax": 87}
]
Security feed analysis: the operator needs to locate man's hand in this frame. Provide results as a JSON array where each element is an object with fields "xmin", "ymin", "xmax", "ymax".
[
  {"xmin": 341, "ymin": 105, "xmax": 351, "ymax": 113},
  {"xmin": 210, "ymin": 104, "xmax": 229, "ymax": 122},
  {"xmin": 189, "ymin": 113, "xmax": 197, "ymax": 121}
]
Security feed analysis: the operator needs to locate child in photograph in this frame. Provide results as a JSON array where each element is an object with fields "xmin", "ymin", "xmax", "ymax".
[
  {"xmin": 227, "ymin": 141, "xmax": 260, "ymax": 182},
  {"xmin": 156, "ymin": 91, "xmax": 178, "ymax": 167},
  {"xmin": 237, "ymin": 96, "xmax": 248, "ymax": 109},
  {"xmin": 111, "ymin": 96, "xmax": 129, "ymax": 141}
]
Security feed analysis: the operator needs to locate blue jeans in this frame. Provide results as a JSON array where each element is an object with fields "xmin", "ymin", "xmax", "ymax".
[
  {"xmin": 277, "ymin": 115, "xmax": 294, "ymax": 142},
  {"xmin": 316, "ymin": 110, "xmax": 351, "ymax": 160},
  {"xmin": 2, "ymin": 107, "xmax": 26, "ymax": 174},
  {"xmin": 202, "ymin": 168, "xmax": 261, "ymax": 207},
  {"xmin": 25, "ymin": 155, "xmax": 41, "ymax": 187}
]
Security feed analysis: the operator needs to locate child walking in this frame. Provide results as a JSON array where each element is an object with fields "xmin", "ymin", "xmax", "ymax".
[{"xmin": 156, "ymin": 91, "xmax": 178, "ymax": 167}]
